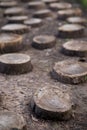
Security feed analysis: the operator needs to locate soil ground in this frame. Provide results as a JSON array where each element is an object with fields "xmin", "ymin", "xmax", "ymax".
[{"xmin": 0, "ymin": 0, "xmax": 87, "ymax": 130}]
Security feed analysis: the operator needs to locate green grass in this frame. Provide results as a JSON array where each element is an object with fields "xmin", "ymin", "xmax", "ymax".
[{"xmin": 77, "ymin": 0, "xmax": 87, "ymax": 8}]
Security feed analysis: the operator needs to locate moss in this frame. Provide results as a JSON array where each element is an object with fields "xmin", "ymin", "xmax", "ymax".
[
  {"xmin": 85, "ymin": 76, "xmax": 87, "ymax": 81},
  {"xmin": 76, "ymin": 0, "xmax": 87, "ymax": 8}
]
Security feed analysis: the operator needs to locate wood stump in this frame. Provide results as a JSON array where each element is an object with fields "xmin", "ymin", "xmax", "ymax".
[
  {"xmin": 42, "ymin": 0, "xmax": 58, "ymax": 4},
  {"xmin": 1, "ymin": 24, "xmax": 29, "ymax": 34},
  {"xmin": 24, "ymin": 18, "xmax": 42, "ymax": 28},
  {"xmin": 32, "ymin": 35, "xmax": 56, "ymax": 49},
  {"xmin": 28, "ymin": 1, "xmax": 46, "ymax": 10},
  {"xmin": 33, "ymin": 9, "xmax": 53, "ymax": 19},
  {"xmin": 0, "ymin": 33, "xmax": 23, "ymax": 53},
  {"xmin": 0, "ymin": 1, "xmax": 17, "ymax": 8},
  {"xmin": 57, "ymin": 8, "xmax": 82, "ymax": 20},
  {"xmin": 4, "ymin": 7, "xmax": 25, "ymax": 17},
  {"xmin": 67, "ymin": 16, "xmax": 87, "ymax": 25},
  {"xmin": 0, "ymin": 111, "xmax": 27, "ymax": 130},
  {"xmin": 7, "ymin": 16, "xmax": 28, "ymax": 24},
  {"xmin": 52, "ymin": 59, "xmax": 87, "ymax": 84},
  {"xmin": 58, "ymin": 24, "xmax": 85, "ymax": 38},
  {"xmin": 62, "ymin": 40, "xmax": 87, "ymax": 57},
  {"xmin": 50, "ymin": 2, "xmax": 72, "ymax": 11},
  {"xmin": 0, "ymin": 53, "xmax": 33, "ymax": 74},
  {"xmin": 31, "ymin": 86, "xmax": 72, "ymax": 120}
]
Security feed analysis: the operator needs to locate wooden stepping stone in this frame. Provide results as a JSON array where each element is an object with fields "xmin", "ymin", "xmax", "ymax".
[
  {"xmin": 58, "ymin": 24, "xmax": 85, "ymax": 38},
  {"xmin": 0, "ymin": 53, "xmax": 33, "ymax": 74},
  {"xmin": 0, "ymin": 1, "xmax": 17, "ymax": 8},
  {"xmin": 32, "ymin": 35, "xmax": 56, "ymax": 49},
  {"xmin": 62, "ymin": 40, "xmax": 87, "ymax": 57},
  {"xmin": 0, "ymin": 0, "xmax": 12, "ymax": 1},
  {"xmin": 33, "ymin": 9, "xmax": 53, "ymax": 18},
  {"xmin": 67, "ymin": 16, "xmax": 87, "ymax": 25},
  {"xmin": 58, "ymin": 8, "xmax": 82, "ymax": 20},
  {"xmin": 31, "ymin": 86, "xmax": 72, "ymax": 120},
  {"xmin": 49, "ymin": 2, "xmax": 72, "ymax": 11},
  {"xmin": 24, "ymin": 18, "xmax": 42, "ymax": 28},
  {"xmin": 7, "ymin": 15, "xmax": 28, "ymax": 23},
  {"xmin": 0, "ymin": 111, "xmax": 27, "ymax": 130},
  {"xmin": 0, "ymin": 33, "xmax": 23, "ymax": 53},
  {"xmin": 21, "ymin": 0, "xmax": 36, "ymax": 2},
  {"xmin": 42, "ymin": 0, "xmax": 58, "ymax": 4},
  {"xmin": 52, "ymin": 59, "xmax": 87, "ymax": 84},
  {"xmin": 1, "ymin": 24, "xmax": 29, "ymax": 34},
  {"xmin": 28, "ymin": 1, "xmax": 46, "ymax": 10},
  {"xmin": 4, "ymin": 7, "xmax": 25, "ymax": 17},
  {"xmin": 0, "ymin": 0, "xmax": 17, "ymax": 1}
]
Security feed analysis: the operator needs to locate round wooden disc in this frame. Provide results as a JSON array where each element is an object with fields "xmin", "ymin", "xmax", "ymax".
[
  {"xmin": 0, "ymin": 0, "xmax": 15, "ymax": 1},
  {"xmin": 24, "ymin": 18, "xmax": 42, "ymax": 27},
  {"xmin": 0, "ymin": 1, "xmax": 17, "ymax": 8},
  {"xmin": 28, "ymin": 1, "xmax": 46, "ymax": 10},
  {"xmin": 4, "ymin": 7, "xmax": 25, "ymax": 17},
  {"xmin": 0, "ymin": 0, "xmax": 14, "ymax": 1},
  {"xmin": 33, "ymin": 9, "xmax": 53, "ymax": 18},
  {"xmin": 62, "ymin": 40, "xmax": 87, "ymax": 57},
  {"xmin": 58, "ymin": 24, "xmax": 85, "ymax": 38},
  {"xmin": 0, "ymin": 33, "xmax": 23, "ymax": 53},
  {"xmin": 52, "ymin": 59, "xmax": 87, "ymax": 84},
  {"xmin": 50, "ymin": 2, "xmax": 72, "ymax": 11},
  {"xmin": 1, "ymin": 24, "xmax": 29, "ymax": 34},
  {"xmin": 21, "ymin": 0, "xmax": 35, "ymax": 2},
  {"xmin": 57, "ymin": 8, "xmax": 82, "ymax": 20},
  {"xmin": 32, "ymin": 35, "xmax": 56, "ymax": 49},
  {"xmin": 0, "ymin": 53, "xmax": 33, "ymax": 74},
  {"xmin": 31, "ymin": 86, "xmax": 72, "ymax": 120},
  {"xmin": 7, "ymin": 15, "xmax": 28, "ymax": 23},
  {"xmin": 67, "ymin": 16, "xmax": 87, "ymax": 25},
  {"xmin": 42, "ymin": 0, "xmax": 58, "ymax": 4},
  {"xmin": 0, "ymin": 112, "xmax": 26, "ymax": 130}
]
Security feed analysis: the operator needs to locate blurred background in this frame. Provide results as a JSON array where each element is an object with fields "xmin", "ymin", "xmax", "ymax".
[{"xmin": 76, "ymin": 0, "xmax": 87, "ymax": 9}]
